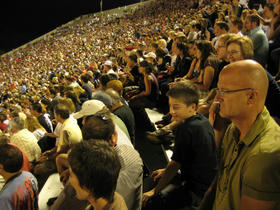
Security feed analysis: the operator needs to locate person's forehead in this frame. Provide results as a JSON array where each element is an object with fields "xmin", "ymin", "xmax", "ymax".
[
  {"xmin": 169, "ymin": 96, "xmax": 186, "ymax": 105},
  {"xmin": 227, "ymin": 42, "xmax": 241, "ymax": 50}
]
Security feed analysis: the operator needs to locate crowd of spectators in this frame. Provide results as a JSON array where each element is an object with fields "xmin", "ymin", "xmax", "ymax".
[{"xmin": 0, "ymin": 0, "xmax": 280, "ymax": 209}]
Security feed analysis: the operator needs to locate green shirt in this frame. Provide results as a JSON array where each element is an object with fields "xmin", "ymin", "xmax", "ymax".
[{"xmin": 213, "ymin": 108, "xmax": 280, "ymax": 210}]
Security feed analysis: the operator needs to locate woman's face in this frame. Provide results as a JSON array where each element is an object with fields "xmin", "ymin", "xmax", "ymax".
[{"xmin": 227, "ymin": 43, "xmax": 244, "ymax": 63}]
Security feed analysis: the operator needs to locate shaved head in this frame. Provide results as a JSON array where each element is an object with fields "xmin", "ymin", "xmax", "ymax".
[{"xmin": 219, "ymin": 60, "xmax": 268, "ymax": 108}]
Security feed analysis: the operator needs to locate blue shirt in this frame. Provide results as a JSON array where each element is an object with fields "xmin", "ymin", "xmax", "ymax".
[{"xmin": 0, "ymin": 171, "xmax": 38, "ymax": 210}]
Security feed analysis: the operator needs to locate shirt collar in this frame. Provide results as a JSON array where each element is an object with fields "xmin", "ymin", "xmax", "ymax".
[
  {"xmin": 234, "ymin": 107, "xmax": 270, "ymax": 146},
  {"xmin": 249, "ymin": 26, "xmax": 260, "ymax": 36}
]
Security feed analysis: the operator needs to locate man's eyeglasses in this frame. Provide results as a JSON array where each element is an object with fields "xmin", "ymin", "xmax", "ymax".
[
  {"xmin": 227, "ymin": 50, "xmax": 241, "ymax": 56},
  {"xmin": 216, "ymin": 88, "xmax": 254, "ymax": 97}
]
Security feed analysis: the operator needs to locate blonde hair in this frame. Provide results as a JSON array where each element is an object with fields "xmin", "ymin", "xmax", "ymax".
[
  {"xmin": 226, "ymin": 35, "xmax": 254, "ymax": 59},
  {"xmin": 58, "ymin": 97, "xmax": 76, "ymax": 114},
  {"xmin": 25, "ymin": 116, "xmax": 46, "ymax": 132}
]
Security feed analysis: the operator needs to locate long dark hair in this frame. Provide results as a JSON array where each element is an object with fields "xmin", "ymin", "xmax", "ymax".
[
  {"xmin": 176, "ymin": 42, "xmax": 189, "ymax": 56},
  {"xmin": 195, "ymin": 40, "xmax": 215, "ymax": 69}
]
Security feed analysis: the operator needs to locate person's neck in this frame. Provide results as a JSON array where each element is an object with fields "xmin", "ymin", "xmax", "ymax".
[
  {"xmin": 111, "ymin": 102, "xmax": 123, "ymax": 112},
  {"xmin": 2, "ymin": 171, "xmax": 21, "ymax": 183},
  {"xmin": 232, "ymin": 112, "xmax": 258, "ymax": 140},
  {"xmin": 60, "ymin": 118, "xmax": 67, "ymax": 124},
  {"xmin": 89, "ymin": 196, "xmax": 110, "ymax": 210}
]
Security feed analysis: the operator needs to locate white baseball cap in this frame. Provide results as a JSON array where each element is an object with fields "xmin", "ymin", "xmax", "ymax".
[{"xmin": 73, "ymin": 100, "xmax": 106, "ymax": 119}]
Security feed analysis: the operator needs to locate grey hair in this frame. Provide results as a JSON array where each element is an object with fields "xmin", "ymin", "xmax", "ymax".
[
  {"xmin": 105, "ymin": 88, "xmax": 121, "ymax": 106},
  {"xmin": 11, "ymin": 117, "xmax": 25, "ymax": 130}
]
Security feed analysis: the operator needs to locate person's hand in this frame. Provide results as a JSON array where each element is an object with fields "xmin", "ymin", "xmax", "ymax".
[
  {"xmin": 42, "ymin": 150, "xmax": 52, "ymax": 156},
  {"xmin": 174, "ymin": 77, "xmax": 184, "ymax": 82},
  {"xmin": 142, "ymin": 189, "xmax": 155, "ymax": 207},
  {"xmin": 60, "ymin": 169, "xmax": 70, "ymax": 186},
  {"xmin": 168, "ymin": 81, "xmax": 176, "ymax": 89},
  {"xmin": 209, "ymin": 101, "xmax": 220, "ymax": 127},
  {"xmin": 151, "ymin": 168, "xmax": 165, "ymax": 182},
  {"xmin": 38, "ymin": 155, "xmax": 48, "ymax": 163}
]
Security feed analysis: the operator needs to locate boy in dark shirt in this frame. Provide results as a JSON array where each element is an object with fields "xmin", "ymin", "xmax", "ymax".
[{"xmin": 142, "ymin": 80, "xmax": 217, "ymax": 210}]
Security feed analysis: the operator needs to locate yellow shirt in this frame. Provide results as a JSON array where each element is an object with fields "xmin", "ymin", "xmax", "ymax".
[
  {"xmin": 213, "ymin": 108, "xmax": 280, "ymax": 210},
  {"xmin": 57, "ymin": 118, "xmax": 82, "ymax": 152}
]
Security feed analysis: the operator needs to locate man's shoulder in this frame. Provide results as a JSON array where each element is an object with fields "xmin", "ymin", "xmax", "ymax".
[
  {"xmin": 115, "ymin": 145, "xmax": 143, "ymax": 167},
  {"xmin": 255, "ymin": 118, "xmax": 280, "ymax": 154}
]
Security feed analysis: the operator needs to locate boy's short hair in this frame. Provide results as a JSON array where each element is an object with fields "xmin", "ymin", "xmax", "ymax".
[
  {"xmin": 68, "ymin": 140, "xmax": 121, "ymax": 201},
  {"xmin": 167, "ymin": 80, "xmax": 200, "ymax": 106},
  {"xmin": 0, "ymin": 144, "xmax": 23, "ymax": 173}
]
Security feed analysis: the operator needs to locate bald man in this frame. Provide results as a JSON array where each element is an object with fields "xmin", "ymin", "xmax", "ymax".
[{"xmin": 199, "ymin": 60, "xmax": 280, "ymax": 210}]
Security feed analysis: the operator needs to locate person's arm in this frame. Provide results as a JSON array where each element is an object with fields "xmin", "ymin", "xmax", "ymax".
[
  {"xmin": 196, "ymin": 66, "xmax": 214, "ymax": 90},
  {"xmin": 154, "ymin": 160, "xmax": 181, "ymax": 193},
  {"xmin": 240, "ymin": 194, "xmax": 277, "ymax": 210},
  {"xmin": 142, "ymin": 160, "xmax": 181, "ymax": 205},
  {"xmin": 131, "ymin": 75, "xmax": 151, "ymax": 99},
  {"xmin": 184, "ymin": 58, "xmax": 197, "ymax": 79}
]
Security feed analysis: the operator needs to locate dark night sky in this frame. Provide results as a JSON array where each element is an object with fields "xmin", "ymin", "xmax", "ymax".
[{"xmin": 0, "ymin": 0, "xmax": 139, "ymax": 54}]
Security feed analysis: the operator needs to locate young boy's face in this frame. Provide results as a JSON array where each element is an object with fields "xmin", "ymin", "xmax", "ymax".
[
  {"xmin": 169, "ymin": 96, "xmax": 196, "ymax": 122},
  {"xmin": 69, "ymin": 166, "xmax": 90, "ymax": 201}
]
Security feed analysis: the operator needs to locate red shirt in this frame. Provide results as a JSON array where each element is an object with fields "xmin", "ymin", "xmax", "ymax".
[{"xmin": 8, "ymin": 143, "xmax": 31, "ymax": 171}]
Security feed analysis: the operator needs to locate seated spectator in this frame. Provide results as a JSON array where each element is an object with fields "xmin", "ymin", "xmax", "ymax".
[
  {"xmin": 226, "ymin": 35, "xmax": 280, "ymax": 118},
  {"xmin": 142, "ymin": 80, "xmax": 218, "ymax": 210},
  {"xmin": 128, "ymin": 60, "xmax": 160, "ymax": 131},
  {"xmin": 200, "ymin": 60, "xmax": 280, "ymax": 210},
  {"xmin": 30, "ymin": 102, "xmax": 53, "ymax": 133},
  {"xmin": 212, "ymin": 21, "xmax": 229, "ymax": 48},
  {"xmin": 185, "ymin": 40, "xmax": 219, "ymax": 98},
  {"xmin": 68, "ymin": 141, "xmax": 127, "ymax": 210},
  {"xmin": 25, "ymin": 115, "xmax": 46, "ymax": 141},
  {"xmin": 80, "ymin": 74, "xmax": 93, "ymax": 101},
  {"xmin": 33, "ymin": 103, "xmax": 82, "ymax": 189},
  {"xmin": 9, "ymin": 117, "xmax": 41, "ymax": 164},
  {"xmin": 0, "ymin": 144, "xmax": 38, "ymax": 210},
  {"xmin": 52, "ymin": 112, "xmax": 143, "ymax": 210},
  {"xmin": 73, "ymin": 99, "xmax": 133, "ymax": 147},
  {"xmin": 0, "ymin": 135, "xmax": 31, "ymax": 190},
  {"xmin": 105, "ymin": 79, "xmax": 128, "ymax": 105},
  {"xmin": 105, "ymin": 88, "xmax": 136, "ymax": 145},
  {"xmin": 244, "ymin": 14, "xmax": 269, "ymax": 67},
  {"xmin": 122, "ymin": 54, "xmax": 142, "ymax": 92},
  {"xmin": 229, "ymin": 17, "xmax": 244, "ymax": 36}
]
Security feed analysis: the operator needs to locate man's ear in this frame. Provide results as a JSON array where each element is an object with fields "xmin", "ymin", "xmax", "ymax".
[
  {"xmin": 110, "ymin": 129, "xmax": 118, "ymax": 147},
  {"xmin": 247, "ymin": 89, "xmax": 258, "ymax": 105},
  {"xmin": 191, "ymin": 103, "xmax": 197, "ymax": 111}
]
